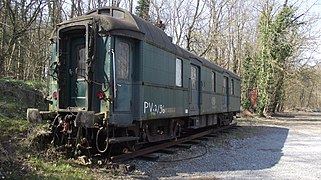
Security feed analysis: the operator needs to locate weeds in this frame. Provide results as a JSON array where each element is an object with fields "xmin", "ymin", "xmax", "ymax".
[
  {"xmin": 0, "ymin": 78, "xmax": 48, "ymax": 119},
  {"xmin": 0, "ymin": 79, "xmax": 116, "ymax": 179},
  {"xmin": 28, "ymin": 157, "xmax": 98, "ymax": 179}
]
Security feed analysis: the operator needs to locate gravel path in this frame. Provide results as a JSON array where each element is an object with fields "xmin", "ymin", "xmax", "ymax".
[{"xmin": 127, "ymin": 112, "xmax": 321, "ymax": 179}]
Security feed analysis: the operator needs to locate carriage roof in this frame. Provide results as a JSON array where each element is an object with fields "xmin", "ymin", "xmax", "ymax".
[{"xmin": 57, "ymin": 6, "xmax": 239, "ymax": 79}]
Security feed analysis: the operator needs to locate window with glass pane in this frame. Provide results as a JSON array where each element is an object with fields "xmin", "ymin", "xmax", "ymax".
[
  {"xmin": 223, "ymin": 76, "xmax": 227, "ymax": 94},
  {"xmin": 113, "ymin": 10, "xmax": 124, "ymax": 18},
  {"xmin": 231, "ymin": 79, "xmax": 234, "ymax": 95},
  {"xmin": 176, "ymin": 59, "xmax": 182, "ymax": 87},
  {"xmin": 117, "ymin": 42, "xmax": 129, "ymax": 80},
  {"xmin": 191, "ymin": 66, "xmax": 197, "ymax": 90},
  {"xmin": 212, "ymin": 72, "xmax": 216, "ymax": 92},
  {"xmin": 77, "ymin": 45, "xmax": 86, "ymax": 79}
]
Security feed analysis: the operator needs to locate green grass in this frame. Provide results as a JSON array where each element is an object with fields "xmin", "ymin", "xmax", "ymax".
[
  {"xmin": 0, "ymin": 117, "xmax": 30, "ymax": 178},
  {"xmin": 0, "ymin": 117, "xmax": 116, "ymax": 179},
  {"xmin": 28, "ymin": 158, "xmax": 99, "ymax": 179},
  {"xmin": 0, "ymin": 118, "xmax": 30, "ymax": 139},
  {"xmin": 0, "ymin": 79, "xmax": 118, "ymax": 179},
  {"xmin": 0, "ymin": 78, "xmax": 48, "ymax": 119}
]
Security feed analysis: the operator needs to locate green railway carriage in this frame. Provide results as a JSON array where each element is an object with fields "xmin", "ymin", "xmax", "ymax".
[{"xmin": 28, "ymin": 6, "xmax": 240, "ymax": 154}]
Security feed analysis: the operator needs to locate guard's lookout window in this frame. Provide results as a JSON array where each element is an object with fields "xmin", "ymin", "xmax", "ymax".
[{"xmin": 117, "ymin": 42, "xmax": 129, "ymax": 80}]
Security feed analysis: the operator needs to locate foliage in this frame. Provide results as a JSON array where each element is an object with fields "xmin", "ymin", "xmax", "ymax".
[
  {"xmin": 256, "ymin": 2, "xmax": 274, "ymax": 115},
  {"xmin": 0, "ymin": 0, "xmax": 49, "ymax": 80},
  {"xmin": 284, "ymin": 67, "xmax": 321, "ymax": 110},
  {"xmin": 135, "ymin": 0, "xmax": 151, "ymax": 21},
  {"xmin": 241, "ymin": 45, "xmax": 257, "ymax": 111},
  {"xmin": 242, "ymin": 1, "xmax": 304, "ymax": 115}
]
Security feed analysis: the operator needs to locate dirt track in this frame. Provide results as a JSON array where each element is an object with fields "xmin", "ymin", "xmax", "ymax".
[
  {"xmin": 129, "ymin": 112, "xmax": 321, "ymax": 179},
  {"xmin": 213, "ymin": 112, "xmax": 321, "ymax": 180}
]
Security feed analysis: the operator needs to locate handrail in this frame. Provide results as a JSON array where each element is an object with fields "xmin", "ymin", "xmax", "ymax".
[{"xmin": 111, "ymin": 49, "xmax": 117, "ymax": 99}]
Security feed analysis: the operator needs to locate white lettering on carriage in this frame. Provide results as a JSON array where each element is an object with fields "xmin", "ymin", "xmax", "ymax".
[{"xmin": 143, "ymin": 101, "xmax": 165, "ymax": 114}]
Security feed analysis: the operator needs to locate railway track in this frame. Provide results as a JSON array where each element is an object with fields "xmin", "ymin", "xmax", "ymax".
[{"xmin": 110, "ymin": 122, "xmax": 237, "ymax": 163}]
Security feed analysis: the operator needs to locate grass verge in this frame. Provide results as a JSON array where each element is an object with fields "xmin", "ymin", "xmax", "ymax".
[{"xmin": 0, "ymin": 79, "xmax": 117, "ymax": 179}]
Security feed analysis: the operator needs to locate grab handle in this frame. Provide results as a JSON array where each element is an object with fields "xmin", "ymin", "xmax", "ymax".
[{"xmin": 111, "ymin": 49, "xmax": 117, "ymax": 99}]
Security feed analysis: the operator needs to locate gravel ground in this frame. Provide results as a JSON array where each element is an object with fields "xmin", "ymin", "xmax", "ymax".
[{"xmin": 127, "ymin": 112, "xmax": 321, "ymax": 179}]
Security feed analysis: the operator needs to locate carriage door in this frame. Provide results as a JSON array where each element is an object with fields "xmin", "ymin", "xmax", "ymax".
[
  {"xmin": 113, "ymin": 37, "xmax": 133, "ymax": 112},
  {"xmin": 69, "ymin": 37, "xmax": 87, "ymax": 108},
  {"xmin": 190, "ymin": 65, "xmax": 200, "ymax": 115}
]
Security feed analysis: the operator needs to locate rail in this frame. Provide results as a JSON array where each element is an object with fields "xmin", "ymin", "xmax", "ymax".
[{"xmin": 110, "ymin": 122, "xmax": 237, "ymax": 163}]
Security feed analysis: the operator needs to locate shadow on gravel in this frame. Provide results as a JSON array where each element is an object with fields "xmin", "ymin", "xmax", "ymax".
[
  {"xmin": 207, "ymin": 126, "xmax": 289, "ymax": 172},
  {"xmin": 136, "ymin": 125, "xmax": 289, "ymax": 178}
]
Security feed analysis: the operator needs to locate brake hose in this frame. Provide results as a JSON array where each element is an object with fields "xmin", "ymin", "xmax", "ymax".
[{"xmin": 96, "ymin": 127, "xmax": 109, "ymax": 153}]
